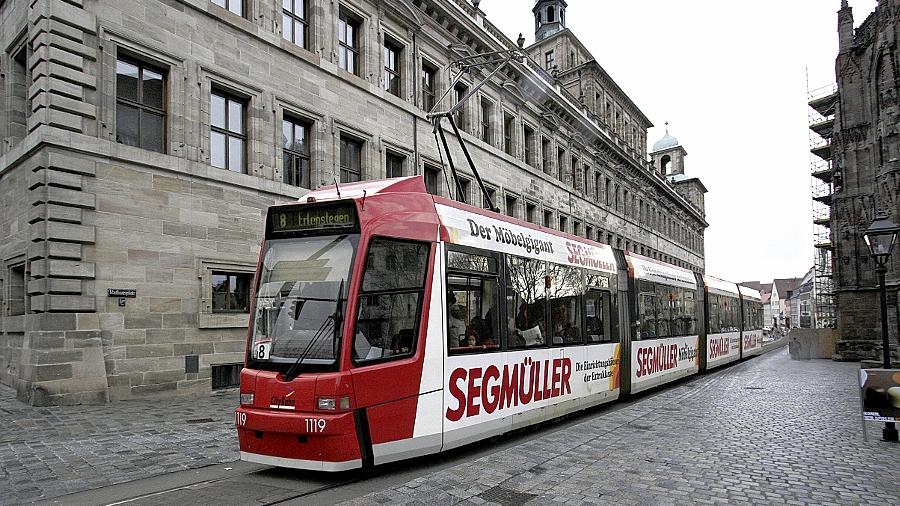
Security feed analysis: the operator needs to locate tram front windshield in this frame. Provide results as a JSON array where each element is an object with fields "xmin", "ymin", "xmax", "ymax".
[{"xmin": 250, "ymin": 234, "xmax": 358, "ymax": 370}]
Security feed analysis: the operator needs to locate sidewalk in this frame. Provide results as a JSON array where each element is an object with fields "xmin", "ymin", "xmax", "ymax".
[{"xmin": 0, "ymin": 387, "xmax": 239, "ymax": 505}]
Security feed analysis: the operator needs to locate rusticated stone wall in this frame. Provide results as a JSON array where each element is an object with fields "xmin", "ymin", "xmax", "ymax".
[{"xmin": 0, "ymin": 0, "xmax": 708, "ymax": 404}]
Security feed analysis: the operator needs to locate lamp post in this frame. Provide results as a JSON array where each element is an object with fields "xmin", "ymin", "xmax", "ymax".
[{"xmin": 863, "ymin": 212, "xmax": 899, "ymax": 442}]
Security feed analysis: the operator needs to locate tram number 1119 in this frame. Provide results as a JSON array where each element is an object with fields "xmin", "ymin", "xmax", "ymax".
[{"xmin": 305, "ymin": 418, "xmax": 326, "ymax": 433}]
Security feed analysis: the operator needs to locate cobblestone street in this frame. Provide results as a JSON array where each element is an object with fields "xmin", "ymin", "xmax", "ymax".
[
  {"xmin": 0, "ymin": 388, "xmax": 239, "ymax": 505},
  {"xmin": 341, "ymin": 348, "xmax": 899, "ymax": 506},
  {"xmin": 2, "ymin": 347, "xmax": 899, "ymax": 505}
]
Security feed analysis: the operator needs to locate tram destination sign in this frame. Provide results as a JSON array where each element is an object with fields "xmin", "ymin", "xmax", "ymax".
[{"xmin": 269, "ymin": 204, "xmax": 357, "ymax": 235}]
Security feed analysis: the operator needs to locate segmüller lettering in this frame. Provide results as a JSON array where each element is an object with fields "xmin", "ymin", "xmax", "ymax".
[
  {"xmin": 566, "ymin": 241, "xmax": 615, "ymax": 272},
  {"xmin": 743, "ymin": 333, "xmax": 760, "ymax": 349},
  {"xmin": 635, "ymin": 342, "xmax": 697, "ymax": 378},
  {"xmin": 709, "ymin": 336, "xmax": 731, "ymax": 359},
  {"xmin": 636, "ymin": 344, "xmax": 678, "ymax": 378},
  {"xmin": 446, "ymin": 357, "xmax": 572, "ymax": 421}
]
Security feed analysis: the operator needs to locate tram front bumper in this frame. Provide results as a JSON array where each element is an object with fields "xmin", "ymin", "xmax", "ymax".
[{"xmin": 235, "ymin": 406, "xmax": 362, "ymax": 471}]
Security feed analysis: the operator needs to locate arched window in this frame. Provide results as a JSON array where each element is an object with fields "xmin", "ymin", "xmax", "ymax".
[
  {"xmin": 547, "ymin": 6, "xmax": 555, "ymax": 23},
  {"xmin": 660, "ymin": 155, "xmax": 672, "ymax": 174}
]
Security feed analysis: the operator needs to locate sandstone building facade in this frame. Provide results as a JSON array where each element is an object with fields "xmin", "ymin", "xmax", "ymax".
[
  {"xmin": 0, "ymin": 0, "xmax": 707, "ymax": 404},
  {"xmin": 815, "ymin": 0, "xmax": 900, "ymax": 361}
]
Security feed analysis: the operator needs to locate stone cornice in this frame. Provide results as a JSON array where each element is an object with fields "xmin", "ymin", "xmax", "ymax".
[{"xmin": 4, "ymin": 126, "xmax": 306, "ymax": 200}]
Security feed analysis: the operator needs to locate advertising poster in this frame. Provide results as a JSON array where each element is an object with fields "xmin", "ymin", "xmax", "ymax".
[
  {"xmin": 860, "ymin": 369, "xmax": 900, "ymax": 422},
  {"xmin": 631, "ymin": 335, "xmax": 700, "ymax": 392},
  {"xmin": 742, "ymin": 330, "xmax": 764, "ymax": 356},
  {"xmin": 444, "ymin": 343, "xmax": 620, "ymax": 430},
  {"xmin": 706, "ymin": 332, "xmax": 741, "ymax": 368},
  {"xmin": 436, "ymin": 203, "xmax": 618, "ymax": 274}
]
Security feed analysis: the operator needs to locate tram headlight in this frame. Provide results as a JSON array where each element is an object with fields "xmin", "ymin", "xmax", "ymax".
[
  {"xmin": 317, "ymin": 396, "xmax": 351, "ymax": 411},
  {"xmin": 240, "ymin": 393, "xmax": 254, "ymax": 405}
]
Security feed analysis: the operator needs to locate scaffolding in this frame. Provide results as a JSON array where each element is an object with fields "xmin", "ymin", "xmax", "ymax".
[{"xmin": 807, "ymin": 83, "xmax": 837, "ymax": 329}]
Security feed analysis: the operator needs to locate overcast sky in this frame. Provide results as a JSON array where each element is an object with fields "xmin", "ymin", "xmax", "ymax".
[{"xmin": 478, "ymin": 0, "xmax": 878, "ymax": 283}]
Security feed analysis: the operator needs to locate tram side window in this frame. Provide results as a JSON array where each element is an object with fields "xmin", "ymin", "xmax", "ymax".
[
  {"xmin": 447, "ymin": 250, "xmax": 500, "ymax": 354},
  {"xmin": 709, "ymin": 294, "xmax": 739, "ymax": 334},
  {"xmin": 743, "ymin": 301, "xmax": 763, "ymax": 331},
  {"xmin": 506, "ymin": 256, "xmax": 547, "ymax": 349},
  {"xmin": 353, "ymin": 238, "xmax": 429, "ymax": 363},
  {"xmin": 708, "ymin": 295, "xmax": 721, "ymax": 334},
  {"xmin": 677, "ymin": 287, "xmax": 697, "ymax": 336},
  {"xmin": 742, "ymin": 301, "xmax": 751, "ymax": 331},
  {"xmin": 585, "ymin": 272, "xmax": 612, "ymax": 343},
  {"xmin": 637, "ymin": 281, "xmax": 697, "ymax": 339},
  {"xmin": 547, "ymin": 263, "xmax": 582, "ymax": 346},
  {"xmin": 637, "ymin": 280, "xmax": 661, "ymax": 339},
  {"xmin": 723, "ymin": 295, "xmax": 739, "ymax": 332}
]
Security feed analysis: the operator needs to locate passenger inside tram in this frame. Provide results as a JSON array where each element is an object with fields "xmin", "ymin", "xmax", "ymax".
[
  {"xmin": 446, "ymin": 280, "xmax": 499, "ymax": 351},
  {"xmin": 585, "ymin": 290, "xmax": 608, "ymax": 343},
  {"xmin": 448, "ymin": 302, "xmax": 468, "ymax": 346},
  {"xmin": 546, "ymin": 264, "xmax": 582, "ymax": 345},
  {"xmin": 550, "ymin": 301, "xmax": 580, "ymax": 345},
  {"xmin": 510, "ymin": 299, "xmax": 544, "ymax": 347}
]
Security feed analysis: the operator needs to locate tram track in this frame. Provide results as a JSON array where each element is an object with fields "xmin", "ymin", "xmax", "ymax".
[
  {"xmin": 260, "ymin": 476, "xmax": 365, "ymax": 506},
  {"xmin": 105, "ymin": 476, "xmax": 227, "ymax": 506},
  {"xmin": 100, "ymin": 468, "xmax": 362, "ymax": 506}
]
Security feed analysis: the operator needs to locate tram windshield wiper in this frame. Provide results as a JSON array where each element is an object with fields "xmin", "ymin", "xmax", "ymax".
[{"xmin": 282, "ymin": 278, "xmax": 344, "ymax": 382}]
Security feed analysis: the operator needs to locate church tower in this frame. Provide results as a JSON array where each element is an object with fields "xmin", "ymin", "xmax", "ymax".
[{"xmin": 533, "ymin": 0, "xmax": 568, "ymax": 42}]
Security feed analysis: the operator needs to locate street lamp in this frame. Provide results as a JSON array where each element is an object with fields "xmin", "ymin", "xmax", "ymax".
[{"xmin": 863, "ymin": 211, "xmax": 899, "ymax": 442}]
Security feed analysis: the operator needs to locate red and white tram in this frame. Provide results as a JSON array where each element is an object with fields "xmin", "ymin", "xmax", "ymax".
[{"xmin": 235, "ymin": 177, "xmax": 766, "ymax": 471}]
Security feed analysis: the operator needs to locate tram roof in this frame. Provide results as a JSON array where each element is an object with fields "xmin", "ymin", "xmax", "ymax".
[
  {"xmin": 738, "ymin": 285, "xmax": 763, "ymax": 302},
  {"xmin": 704, "ymin": 274, "xmax": 740, "ymax": 297},
  {"xmin": 625, "ymin": 252, "xmax": 698, "ymax": 289},
  {"xmin": 303, "ymin": 176, "xmax": 617, "ymax": 266},
  {"xmin": 301, "ymin": 176, "xmax": 427, "ymax": 202},
  {"xmin": 293, "ymin": 177, "xmax": 739, "ymax": 287}
]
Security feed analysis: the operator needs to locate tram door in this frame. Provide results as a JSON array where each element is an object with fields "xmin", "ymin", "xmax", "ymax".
[
  {"xmin": 614, "ymin": 249, "xmax": 633, "ymax": 395},
  {"xmin": 348, "ymin": 238, "xmax": 443, "ymax": 466},
  {"xmin": 695, "ymin": 272, "xmax": 709, "ymax": 371}
]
